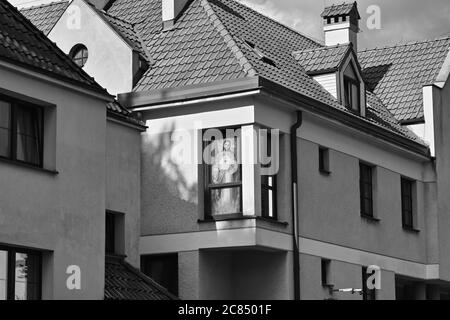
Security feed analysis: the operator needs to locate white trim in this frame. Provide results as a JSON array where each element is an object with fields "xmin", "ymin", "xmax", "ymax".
[
  {"xmin": 140, "ymin": 225, "xmax": 292, "ymax": 254},
  {"xmin": 131, "ymin": 90, "xmax": 261, "ymax": 112},
  {"xmin": 139, "ymin": 229, "xmax": 440, "ymax": 280},
  {"xmin": 299, "ymin": 237, "xmax": 439, "ymax": 280}
]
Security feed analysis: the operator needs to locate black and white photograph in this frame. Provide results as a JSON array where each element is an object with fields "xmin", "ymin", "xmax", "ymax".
[{"xmin": 1, "ymin": 0, "xmax": 450, "ymax": 308}]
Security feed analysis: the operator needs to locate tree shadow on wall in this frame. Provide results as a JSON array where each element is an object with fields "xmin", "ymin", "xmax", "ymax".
[{"xmin": 141, "ymin": 122, "xmax": 199, "ymax": 232}]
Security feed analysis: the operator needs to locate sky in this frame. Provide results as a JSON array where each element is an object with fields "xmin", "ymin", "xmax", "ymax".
[{"xmin": 8, "ymin": 0, "xmax": 450, "ymax": 50}]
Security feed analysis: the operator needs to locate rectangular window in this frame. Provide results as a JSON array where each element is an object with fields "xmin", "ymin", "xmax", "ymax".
[
  {"xmin": 0, "ymin": 96, "xmax": 43, "ymax": 167},
  {"xmin": 141, "ymin": 254, "xmax": 178, "ymax": 296},
  {"xmin": 261, "ymin": 131, "xmax": 277, "ymax": 219},
  {"xmin": 203, "ymin": 128, "xmax": 242, "ymax": 218},
  {"xmin": 360, "ymin": 163, "xmax": 373, "ymax": 218},
  {"xmin": 0, "ymin": 246, "xmax": 41, "ymax": 300},
  {"xmin": 362, "ymin": 267, "xmax": 376, "ymax": 300},
  {"xmin": 321, "ymin": 259, "xmax": 331, "ymax": 286},
  {"xmin": 105, "ymin": 212, "xmax": 116, "ymax": 255},
  {"xmin": 319, "ymin": 146, "xmax": 330, "ymax": 174},
  {"xmin": 401, "ymin": 178, "xmax": 414, "ymax": 230},
  {"xmin": 344, "ymin": 77, "xmax": 360, "ymax": 113}
]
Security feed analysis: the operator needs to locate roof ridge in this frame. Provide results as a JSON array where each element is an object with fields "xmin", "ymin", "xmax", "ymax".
[
  {"xmin": 200, "ymin": 0, "xmax": 257, "ymax": 77},
  {"xmin": 101, "ymin": 9, "xmax": 135, "ymax": 27},
  {"xmin": 224, "ymin": 0, "xmax": 324, "ymax": 47},
  {"xmin": 359, "ymin": 36, "xmax": 450, "ymax": 53},
  {"xmin": 19, "ymin": 0, "xmax": 69, "ymax": 11}
]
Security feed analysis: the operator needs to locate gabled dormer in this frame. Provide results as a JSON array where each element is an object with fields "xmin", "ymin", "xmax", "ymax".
[{"xmin": 293, "ymin": 44, "xmax": 367, "ymax": 116}]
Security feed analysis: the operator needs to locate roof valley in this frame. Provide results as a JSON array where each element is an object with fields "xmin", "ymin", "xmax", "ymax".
[{"xmin": 200, "ymin": 0, "xmax": 257, "ymax": 78}]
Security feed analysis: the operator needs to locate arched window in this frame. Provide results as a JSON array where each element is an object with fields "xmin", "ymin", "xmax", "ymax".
[{"xmin": 69, "ymin": 44, "xmax": 89, "ymax": 68}]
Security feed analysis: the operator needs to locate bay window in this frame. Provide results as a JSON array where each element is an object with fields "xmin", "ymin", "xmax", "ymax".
[
  {"xmin": 260, "ymin": 130, "xmax": 277, "ymax": 219},
  {"xmin": 0, "ymin": 95, "xmax": 43, "ymax": 167},
  {"xmin": 203, "ymin": 128, "xmax": 242, "ymax": 218}
]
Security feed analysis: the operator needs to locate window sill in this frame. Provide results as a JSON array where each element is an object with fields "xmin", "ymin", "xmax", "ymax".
[
  {"xmin": 198, "ymin": 215, "xmax": 288, "ymax": 227},
  {"xmin": 0, "ymin": 157, "xmax": 58, "ymax": 175},
  {"xmin": 319, "ymin": 169, "xmax": 331, "ymax": 176},
  {"xmin": 402, "ymin": 226, "xmax": 420, "ymax": 234},
  {"xmin": 361, "ymin": 214, "xmax": 380, "ymax": 223}
]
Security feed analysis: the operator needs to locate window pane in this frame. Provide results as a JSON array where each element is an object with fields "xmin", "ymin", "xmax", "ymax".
[
  {"xmin": 351, "ymin": 83, "xmax": 359, "ymax": 111},
  {"xmin": 209, "ymin": 137, "xmax": 240, "ymax": 185},
  {"xmin": 0, "ymin": 101, "xmax": 11, "ymax": 158},
  {"xmin": 0, "ymin": 251, "xmax": 7, "ymax": 300},
  {"xmin": 211, "ymin": 187, "xmax": 241, "ymax": 215},
  {"xmin": 15, "ymin": 253, "xmax": 40, "ymax": 300},
  {"xmin": 15, "ymin": 105, "xmax": 42, "ymax": 166}
]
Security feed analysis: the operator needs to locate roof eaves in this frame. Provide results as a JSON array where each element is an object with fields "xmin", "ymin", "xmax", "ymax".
[
  {"xmin": 200, "ymin": 0, "xmax": 257, "ymax": 77},
  {"xmin": 258, "ymin": 77, "xmax": 430, "ymax": 157}
]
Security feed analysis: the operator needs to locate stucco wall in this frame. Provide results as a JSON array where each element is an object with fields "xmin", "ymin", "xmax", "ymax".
[
  {"xmin": 106, "ymin": 120, "xmax": 141, "ymax": 267},
  {"xmin": 49, "ymin": 0, "xmax": 134, "ymax": 95},
  {"xmin": 0, "ymin": 65, "xmax": 107, "ymax": 299},
  {"xmin": 298, "ymin": 138, "xmax": 428, "ymax": 263},
  {"xmin": 433, "ymin": 79, "xmax": 450, "ymax": 281}
]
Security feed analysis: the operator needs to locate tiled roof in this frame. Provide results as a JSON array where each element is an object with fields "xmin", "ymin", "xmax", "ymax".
[
  {"xmin": 107, "ymin": 100, "xmax": 146, "ymax": 127},
  {"xmin": 320, "ymin": 2, "xmax": 359, "ymax": 18},
  {"xmin": 20, "ymin": 0, "xmax": 69, "ymax": 35},
  {"xmin": 293, "ymin": 44, "xmax": 350, "ymax": 74},
  {"xmin": 1, "ymin": 0, "xmax": 107, "ymax": 94},
  {"xmin": 359, "ymin": 37, "xmax": 450, "ymax": 122},
  {"xmin": 19, "ymin": 0, "xmax": 428, "ymax": 146},
  {"xmin": 100, "ymin": 11, "xmax": 150, "ymax": 61},
  {"xmin": 365, "ymin": 92, "xmax": 422, "ymax": 143},
  {"xmin": 19, "ymin": 1, "xmax": 151, "ymax": 62},
  {"xmin": 105, "ymin": 0, "xmax": 426, "ymax": 144},
  {"xmin": 105, "ymin": 0, "xmax": 345, "ymax": 111},
  {"xmin": 105, "ymin": 256, "xmax": 177, "ymax": 300}
]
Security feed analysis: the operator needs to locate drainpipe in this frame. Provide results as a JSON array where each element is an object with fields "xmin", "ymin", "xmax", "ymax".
[{"xmin": 290, "ymin": 111, "xmax": 302, "ymax": 300}]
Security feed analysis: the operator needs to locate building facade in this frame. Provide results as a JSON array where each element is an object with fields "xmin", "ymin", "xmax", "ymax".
[
  {"xmin": 0, "ymin": 0, "xmax": 173, "ymax": 300},
  {"xmin": 16, "ymin": 0, "xmax": 450, "ymax": 300}
]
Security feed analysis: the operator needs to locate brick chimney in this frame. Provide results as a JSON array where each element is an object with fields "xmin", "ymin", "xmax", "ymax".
[
  {"xmin": 162, "ymin": 0, "xmax": 191, "ymax": 30},
  {"xmin": 321, "ymin": 2, "xmax": 360, "ymax": 51}
]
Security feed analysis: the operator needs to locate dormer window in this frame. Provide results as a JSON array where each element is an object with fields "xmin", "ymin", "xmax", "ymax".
[{"xmin": 343, "ymin": 63, "xmax": 360, "ymax": 113}]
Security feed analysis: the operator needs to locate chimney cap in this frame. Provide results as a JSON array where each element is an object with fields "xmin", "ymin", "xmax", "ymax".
[{"xmin": 320, "ymin": 2, "xmax": 360, "ymax": 19}]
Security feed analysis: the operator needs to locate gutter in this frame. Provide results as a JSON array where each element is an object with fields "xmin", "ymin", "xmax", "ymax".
[{"xmin": 290, "ymin": 111, "xmax": 302, "ymax": 300}]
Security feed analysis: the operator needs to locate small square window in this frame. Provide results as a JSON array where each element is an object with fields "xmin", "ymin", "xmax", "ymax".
[{"xmin": 319, "ymin": 147, "xmax": 330, "ymax": 174}]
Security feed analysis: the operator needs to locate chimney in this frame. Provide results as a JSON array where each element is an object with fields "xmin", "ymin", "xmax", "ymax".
[
  {"xmin": 88, "ymin": 0, "xmax": 113, "ymax": 11},
  {"xmin": 162, "ymin": 0, "xmax": 191, "ymax": 30},
  {"xmin": 321, "ymin": 2, "xmax": 360, "ymax": 51}
]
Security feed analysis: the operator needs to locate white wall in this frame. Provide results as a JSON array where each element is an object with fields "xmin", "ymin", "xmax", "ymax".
[
  {"xmin": 49, "ymin": 0, "xmax": 134, "ymax": 95},
  {"xmin": 313, "ymin": 73, "xmax": 337, "ymax": 98}
]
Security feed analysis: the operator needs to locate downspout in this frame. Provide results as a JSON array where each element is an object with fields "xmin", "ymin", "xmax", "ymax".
[{"xmin": 291, "ymin": 111, "xmax": 302, "ymax": 300}]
